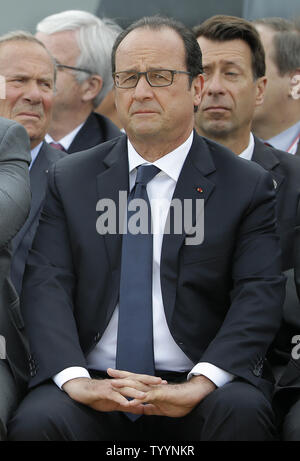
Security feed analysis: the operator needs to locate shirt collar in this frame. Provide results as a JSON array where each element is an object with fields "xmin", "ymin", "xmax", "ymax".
[
  {"xmin": 239, "ymin": 133, "xmax": 255, "ymax": 161},
  {"xmin": 127, "ymin": 131, "xmax": 194, "ymax": 182},
  {"xmin": 45, "ymin": 122, "xmax": 84, "ymax": 151},
  {"xmin": 266, "ymin": 120, "xmax": 300, "ymax": 152},
  {"xmin": 30, "ymin": 141, "xmax": 44, "ymax": 170}
]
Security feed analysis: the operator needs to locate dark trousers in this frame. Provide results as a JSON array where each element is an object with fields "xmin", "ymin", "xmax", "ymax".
[{"xmin": 7, "ymin": 378, "xmax": 277, "ymax": 441}]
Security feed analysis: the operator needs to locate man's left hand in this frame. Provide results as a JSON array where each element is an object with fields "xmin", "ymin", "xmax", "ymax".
[{"xmin": 108, "ymin": 369, "xmax": 216, "ymax": 418}]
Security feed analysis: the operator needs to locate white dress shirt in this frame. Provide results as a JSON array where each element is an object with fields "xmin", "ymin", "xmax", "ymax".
[
  {"xmin": 239, "ymin": 133, "xmax": 255, "ymax": 161},
  {"xmin": 45, "ymin": 123, "xmax": 84, "ymax": 151},
  {"xmin": 29, "ymin": 142, "xmax": 43, "ymax": 170},
  {"xmin": 54, "ymin": 131, "xmax": 234, "ymax": 389}
]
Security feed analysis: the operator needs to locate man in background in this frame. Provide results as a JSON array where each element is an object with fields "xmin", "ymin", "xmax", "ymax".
[
  {"xmin": 252, "ymin": 18, "xmax": 300, "ymax": 155},
  {"xmin": 194, "ymin": 15, "xmax": 300, "ymax": 440},
  {"xmin": 0, "ymin": 31, "xmax": 67, "ymax": 295},
  {"xmin": 36, "ymin": 10, "xmax": 122, "ymax": 153}
]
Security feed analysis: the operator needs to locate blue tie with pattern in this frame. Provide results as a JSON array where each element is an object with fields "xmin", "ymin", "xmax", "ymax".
[{"xmin": 116, "ymin": 164, "xmax": 160, "ymax": 421}]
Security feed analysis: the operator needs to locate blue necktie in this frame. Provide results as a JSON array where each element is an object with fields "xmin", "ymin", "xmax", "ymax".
[{"xmin": 116, "ymin": 164, "xmax": 160, "ymax": 420}]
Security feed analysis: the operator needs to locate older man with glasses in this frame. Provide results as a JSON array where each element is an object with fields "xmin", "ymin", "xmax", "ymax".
[{"xmin": 36, "ymin": 10, "xmax": 122, "ymax": 154}]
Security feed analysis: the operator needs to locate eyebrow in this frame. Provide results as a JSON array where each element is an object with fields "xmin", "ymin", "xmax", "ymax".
[{"xmin": 8, "ymin": 73, "xmax": 54, "ymax": 83}]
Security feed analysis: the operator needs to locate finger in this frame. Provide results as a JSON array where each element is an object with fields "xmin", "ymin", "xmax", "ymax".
[
  {"xmin": 115, "ymin": 387, "xmax": 146, "ymax": 400},
  {"xmin": 107, "ymin": 368, "xmax": 133, "ymax": 379},
  {"xmin": 111, "ymin": 379, "xmax": 153, "ymax": 392},
  {"xmin": 108, "ymin": 368, "xmax": 163, "ymax": 385}
]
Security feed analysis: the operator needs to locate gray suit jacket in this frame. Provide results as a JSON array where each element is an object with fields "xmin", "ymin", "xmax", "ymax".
[
  {"xmin": 11, "ymin": 142, "xmax": 66, "ymax": 294},
  {"xmin": 0, "ymin": 117, "xmax": 31, "ymax": 399}
]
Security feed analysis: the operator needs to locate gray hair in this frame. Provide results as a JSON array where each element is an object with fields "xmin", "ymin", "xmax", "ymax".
[
  {"xmin": 36, "ymin": 10, "xmax": 122, "ymax": 106},
  {"xmin": 0, "ymin": 30, "xmax": 56, "ymax": 83},
  {"xmin": 253, "ymin": 17, "xmax": 300, "ymax": 75}
]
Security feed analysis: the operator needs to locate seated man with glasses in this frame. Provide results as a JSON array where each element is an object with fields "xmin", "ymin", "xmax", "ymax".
[
  {"xmin": 35, "ymin": 10, "xmax": 122, "ymax": 154},
  {"xmin": 9, "ymin": 16, "xmax": 284, "ymax": 442}
]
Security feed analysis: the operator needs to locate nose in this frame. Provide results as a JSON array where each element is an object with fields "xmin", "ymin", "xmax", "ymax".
[
  {"xmin": 23, "ymin": 81, "xmax": 43, "ymax": 104},
  {"xmin": 206, "ymin": 72, "xmax": 226, "ymax": 96},
  {"xmin": 132, "ymin": 74, "xmax": 154, "ymax": 101}
]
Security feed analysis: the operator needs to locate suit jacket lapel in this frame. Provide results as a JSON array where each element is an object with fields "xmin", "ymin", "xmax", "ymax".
[
  {"xmin": 252, "ymin": 137, "xmax": 285, "ymax": 193},
  {"xmin": 161, "ymin": 134, "xmax": 216, "ymax": 324},
  {"xmin": 12, "ymin": 142, "xmax": 50, "ymax": 252},
  {"xmin": 96, "ymin": 136, "xmax": 129, "ymax": 318}
]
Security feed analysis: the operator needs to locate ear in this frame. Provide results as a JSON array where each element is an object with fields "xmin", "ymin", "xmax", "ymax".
[
  {"xmin": 81, "ymin": 75, "xmax": 103, "ymax": 103},
  {"xmin": 289, "ymin": 70, "xmax": 300, "ymax": 100},
  {"xmin": 255, "ymin": 76, "xmax": 267, "ymax": 107},
  {"xmin": 192, "ymin": 74, "xmax": 204, "ymax": 108}
]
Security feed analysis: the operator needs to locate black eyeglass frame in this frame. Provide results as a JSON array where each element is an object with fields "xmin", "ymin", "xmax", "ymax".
[
  {"xmin": 55, "ymin": 63, "xmax": 93, "ymax": 75},
  {"xmin": 113, "ymin": 69, "xmax": 192, "ymax": 88}
]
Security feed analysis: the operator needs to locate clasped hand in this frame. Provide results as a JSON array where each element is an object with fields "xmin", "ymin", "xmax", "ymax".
[{"xmin": 63, "ymin": 368, "xmax": 216, "ymax": 418}]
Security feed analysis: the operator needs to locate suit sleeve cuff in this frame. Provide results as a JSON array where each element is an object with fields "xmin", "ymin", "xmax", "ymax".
[
  {"xmin": 53, "ymin": 367, "xmax": 91, "ymax": 390},
  {"xmin": 187, "ymin": 362, "xmax": 235, "ymax": 387}
]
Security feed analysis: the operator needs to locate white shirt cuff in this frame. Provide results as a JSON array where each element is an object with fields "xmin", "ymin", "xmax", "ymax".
[
  {"xmin": 53, "ymin": 367, "xmax": 91, "ymax": 390},
  {"xmin": 187, "ymin": 362, "xmax": 235, "ymax": 387}
]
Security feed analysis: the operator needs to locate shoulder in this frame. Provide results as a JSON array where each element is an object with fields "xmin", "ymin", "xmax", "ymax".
[
  {"xmin": 201, "ymin": 135, "xmax": 268, "ymax": 179},
  {"xmin": 84, "ymin": 112, "xmax": 121, "ymax": 141},
  {"xmin": 0, "ymin": 117, "xmax": 28, "ymax": 143},
  {"xmin": 0, "ymin": 117, "xmax": 31, "ymax": 164},
  {"xmin": 51, "ymin": 135, "xmax": 126, "ymax": 178}
]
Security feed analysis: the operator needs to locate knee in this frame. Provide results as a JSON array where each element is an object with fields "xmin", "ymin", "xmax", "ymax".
[
  {"xmin": 7, "ymin": 384, "xmax": 67, "ymax": 441},
  {"xmin": 199, "ymin": 381, "xmax": 276, "ymax": 440},
  {"xmin": 8, "ymin": 397, "xmax": 55, "ymax": 441}
]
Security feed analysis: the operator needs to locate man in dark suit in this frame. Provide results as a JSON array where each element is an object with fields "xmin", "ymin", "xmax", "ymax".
[
  {"xmin": 251, "ymin": 18, "xmax": 300, "ymax": 156},
  {"xmin": 0, "ymin": 117, "xmax": 31, "ymax": 440},
  {"xmin": 193, "ymin": 15, "xmax": 300, "ymax": 440},
  {"xmin": 35, "ymin": 10, "xmax": 122, "ymax": 153},
  {"xmin": 8, "ymin": 17, "xmax": 285, "ymax": 442}
]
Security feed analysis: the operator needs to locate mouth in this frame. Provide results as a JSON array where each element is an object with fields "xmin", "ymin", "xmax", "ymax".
[
  {"xmin": 132, "ymin": 111, "xmax": 157, "ymax": 116},
  {"xmin": 17, "ymin": 113, "xmax": 41, "ymax": 119},
  {"xmin": 204, "ymin": 107, "xmax": 230, "ymax": 113}
]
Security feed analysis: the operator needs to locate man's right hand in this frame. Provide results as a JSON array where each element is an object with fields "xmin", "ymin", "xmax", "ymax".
[{"xmin": 62, "ymin": 377, "xmax": 147, "ymax": 414}]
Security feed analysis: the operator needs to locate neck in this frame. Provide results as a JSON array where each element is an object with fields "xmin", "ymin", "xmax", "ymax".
[
  {"xmin": 48, "ymin": 106, "xmax": 92, "ymax": 141},
  {"xmin": 30, "ymin": 139, "xmax": 43, "ymax": 150},
  {"xmin": 252, "ymin": 103, "xmax": 300, "ymax": 140},
  {"xmin": 128, "ymin": 131, "xmax": 193, "ymax": 162}
]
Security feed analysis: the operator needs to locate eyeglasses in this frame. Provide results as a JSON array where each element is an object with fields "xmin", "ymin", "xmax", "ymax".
[
  {"xmin": 113, "ymin": 69, "xmax": 191, "ymax": 89},
  {"xmin": 55, "ymin": 63, "xmax": 93, "ymax": 75}
]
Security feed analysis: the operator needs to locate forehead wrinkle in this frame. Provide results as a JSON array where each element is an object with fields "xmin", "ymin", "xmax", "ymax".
[{"xmin": 116, "ymin": 28, "xmax": 186, "ymax": 71}]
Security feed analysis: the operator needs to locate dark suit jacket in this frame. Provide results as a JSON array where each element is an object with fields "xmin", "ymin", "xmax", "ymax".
[
  {"xmin": 0, "ymin": 119, "xmax": 31, "ymax": 393},
  {"xmin": 262, "ymin": 138, "xmax": 300, "ymax": 411},
  {"xmin": 296, "ymin": 141, "xmax": 300, "ymax": 157},
  {"xmin": 67, "ymin": 112, "xmax": 121, "ymax": 154},
  {"xmin": 251, "ymin": 138, "xmax": 300, "ymax": 372},
  {"xmin": 11, "ymin": 142, "xmax": 67, "ymax": 295},
  {"xmin": 21, "ymin": 133, "xmax": 285, "ymax": 398}
]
